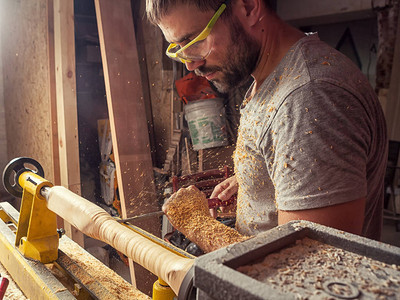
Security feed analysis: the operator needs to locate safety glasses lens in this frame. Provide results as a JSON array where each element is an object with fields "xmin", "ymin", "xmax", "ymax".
[
  {"xmin": 168, "ymin": 44, "xmax": 181, "ymax": 54},
  {"xmin": 170, "ymin": 39, "xmax": 213, "ymax": 63}
]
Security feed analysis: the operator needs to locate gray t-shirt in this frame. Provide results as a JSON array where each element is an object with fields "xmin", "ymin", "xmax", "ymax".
[{"xmin": 234, "ymin": 34, "xmax": 387, "ymax": 240}]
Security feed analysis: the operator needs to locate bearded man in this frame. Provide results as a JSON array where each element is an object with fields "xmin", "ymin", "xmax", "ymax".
[{"xmin": 146, "ymin": 0, "xmax": 387, "ymax": 252}]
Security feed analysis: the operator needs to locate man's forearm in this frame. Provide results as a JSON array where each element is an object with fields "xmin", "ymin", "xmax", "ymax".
[
  {"xmin": 163, "ymin": 185, "xmax": 248, "ymax": 252},
  {"xmin": 182, "ymin": 213, "xmax": 249, "ymax": 253}
]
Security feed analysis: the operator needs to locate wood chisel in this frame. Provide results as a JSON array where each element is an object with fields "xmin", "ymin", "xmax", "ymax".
[{"xmin": 116, "ymin": 210, "xmax": 164, "ymax": 223}]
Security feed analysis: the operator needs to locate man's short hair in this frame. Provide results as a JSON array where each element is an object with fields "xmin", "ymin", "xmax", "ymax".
[{"xmin": 146, "ymin": 0, "xmax": 272, "ymax": 24}]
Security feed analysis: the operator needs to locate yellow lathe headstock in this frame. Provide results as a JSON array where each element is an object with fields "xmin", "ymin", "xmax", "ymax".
[{"xmin": 2, "ymin": 157, "xmax": 59, "ymax": 263}]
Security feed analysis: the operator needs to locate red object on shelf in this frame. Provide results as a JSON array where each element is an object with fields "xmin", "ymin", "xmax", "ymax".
[
  {"xmin": 174, "ymin": 72, "xmax": 218, "ymax": 104},
  {"xmin": 172, "ymin": 165, "xmax": 236, "ymax": 208},
  {"xmin": 172, "ymin": 166, "xmax": 231, "ymax": 195},
  {"xmin": 0, "ymin": 277, "xmax": 9, "ymax": 300},
  {"xmin": 165, "ymin": 166, "xmax": 237, "ymax": 245},
  {"xmin": 207, "ymin": 197, "xmax": 235, "ymax": 209}
]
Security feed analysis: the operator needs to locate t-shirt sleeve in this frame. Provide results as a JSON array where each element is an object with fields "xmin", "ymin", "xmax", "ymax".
[{"xmin": 259, "ymin": 81, "xmax": 371, "ymax": 211}]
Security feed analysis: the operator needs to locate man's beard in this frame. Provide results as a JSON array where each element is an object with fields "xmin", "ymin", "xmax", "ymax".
[{"xmin": 195, "ymin": 17, "xmax": 260, "ymax": 94}]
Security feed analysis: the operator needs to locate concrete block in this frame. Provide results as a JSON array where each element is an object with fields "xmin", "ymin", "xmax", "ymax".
[{"xmin": 194, "ymin": 221, "xmax": 400, "ymax": 300}]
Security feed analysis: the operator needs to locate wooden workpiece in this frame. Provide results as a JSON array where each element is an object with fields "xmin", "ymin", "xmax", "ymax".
[{"xmin": 46, "ymin": 186, "xmax": 193, "ymax": 295}]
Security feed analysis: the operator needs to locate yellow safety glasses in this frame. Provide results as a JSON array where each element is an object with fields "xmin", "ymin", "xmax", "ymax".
[{"xmin": 166, "ymin": 0, "xmax": 230, "ymax": 63}]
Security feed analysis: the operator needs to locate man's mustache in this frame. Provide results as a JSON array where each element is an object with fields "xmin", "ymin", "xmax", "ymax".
[{"xmin": 195, "ymin": 66, "xmax": 222, "ymax": 77}]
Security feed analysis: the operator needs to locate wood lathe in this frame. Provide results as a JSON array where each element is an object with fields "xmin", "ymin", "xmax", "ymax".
[
  {"xmin": 1, "ymin": 157, "xmax": 195, "ymax": 300},
  {"xmin": 2, "ymin": 157, "xmax": 400, "ymax": 299}
]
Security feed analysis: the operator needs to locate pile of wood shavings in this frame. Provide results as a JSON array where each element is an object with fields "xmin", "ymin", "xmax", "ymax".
[
  {"xmin": 0, "ymin": 261, "xmax": 27, "ymax": 300},
  {"xmin": 237, "ymin": 238, "xmax": 400, "ymax": 299},
  {"xmin": 59, "ymin": 237, "xmax": 150, "ymax": 299}
]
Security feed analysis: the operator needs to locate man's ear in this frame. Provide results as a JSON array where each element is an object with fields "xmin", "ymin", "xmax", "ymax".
[{"xmin": 234, "ymin": 0, "xmax": 263, "ymax": 27}]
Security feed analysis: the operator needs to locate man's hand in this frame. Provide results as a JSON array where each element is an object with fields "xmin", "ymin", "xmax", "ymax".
[
  {"xmin": 162, "ymin": 185, "xmax": 210, "ymax": 230},
  {"xmin": 163, "ymin": 185, "xmax": 248, "ymax": 253},
  {"xmin": 210, "ymin": 175, "xmax": 238, "ymax": 218}
]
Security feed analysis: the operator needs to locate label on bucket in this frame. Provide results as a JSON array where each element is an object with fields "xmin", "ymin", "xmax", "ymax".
[
  {"xmin": 184, "ymin": 98, "xmax": 229, "ymax": 150},
  {"xmin": 187, "ymin": 116, "xmax": 228, "ymax": 150}
]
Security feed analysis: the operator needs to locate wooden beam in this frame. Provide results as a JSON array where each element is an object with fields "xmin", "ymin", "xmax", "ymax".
[
  {"xmin": 53, "ymin": 0, "xmax": 84, "ymax": 247},
  {"xmin": 388, "ymin": 4, "xmax": 400, "ymax": 141},
  {"xmin": 0, "ymin": 12, "xmax": 7, "ymax": 197},
  {"xmin": 134, "ymin": 0, "xmax": 174, "ymax": 168},
  {"xmin": 47, "ymin": 0, "xmax": 60, "ymax": 186},
  {"xmin": 94, "ymin": 0, "xmax": 160, "ymax": 292},
  {"xmin": 47, "ymin": 0, "xmax": 63, "ymax": 228},
  {"xmin": 131, "ymin": 0, "xmax": 157, "ymax": 166}
]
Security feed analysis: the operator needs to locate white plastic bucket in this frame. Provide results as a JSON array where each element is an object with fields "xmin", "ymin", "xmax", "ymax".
[{"xmin": 184, "ymin": 98, "xmax": 228, "ymax": 150}]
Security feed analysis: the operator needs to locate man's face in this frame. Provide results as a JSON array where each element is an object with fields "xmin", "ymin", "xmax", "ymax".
[{"xmin": 159, "ymin": 4, "xmax": 260, "ymax": 93}]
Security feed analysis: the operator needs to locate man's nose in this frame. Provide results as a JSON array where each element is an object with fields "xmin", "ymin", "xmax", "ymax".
[{"xmin": 185, "ymin": 59, "xmax": 205, "ymax": 72}]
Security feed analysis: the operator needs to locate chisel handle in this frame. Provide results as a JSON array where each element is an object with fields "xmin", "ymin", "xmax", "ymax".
[{"xmin": 0, "ymin": 277, "xmax": 9, "ymax": 300}]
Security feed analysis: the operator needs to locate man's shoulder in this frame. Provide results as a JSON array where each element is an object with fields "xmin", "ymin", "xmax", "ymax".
[{"xmin": 292, "ymin": 34, "xmax": 366, "ymax": 86}]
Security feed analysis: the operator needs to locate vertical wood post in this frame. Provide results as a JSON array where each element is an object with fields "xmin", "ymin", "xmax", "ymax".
[
  {"xmin": 388, "ymin": 5, "xmax": 400, "ymax": 141},
  {"xmin": 95, "ymin": 0, "xmax": 160, "ymax": 292},
  {"xmin": 53, "ymin": 0, "xmax": 84, "ymax": 246}
]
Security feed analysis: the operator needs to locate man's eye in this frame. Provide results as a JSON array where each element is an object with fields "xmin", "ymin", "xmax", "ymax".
[{"xmin": 181, "ymin": 38, "xmax": 192, "ymax": 47}]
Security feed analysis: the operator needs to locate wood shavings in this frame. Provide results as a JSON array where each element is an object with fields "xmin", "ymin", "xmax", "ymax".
[
  {"xmin": 59, "ymin": 238, "xmax": 150, "ymax": 299},
  {"xmin": 237, "ymin": 238, "xmax": 400, "ymax": 299},
  {"xmin": 0, "ymin": 261, "xmax": 27, "ymax": 299}
]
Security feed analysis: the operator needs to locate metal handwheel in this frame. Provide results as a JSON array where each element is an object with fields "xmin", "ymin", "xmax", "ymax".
[{"xmin": 2, "ymin": 157, "xmax": 45, "ymax": 198}]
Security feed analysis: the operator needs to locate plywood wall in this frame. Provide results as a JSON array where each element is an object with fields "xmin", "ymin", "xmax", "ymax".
[
  {"xmin": 0, "ymin": 0, "xmax": 56, "ymax": 182},
  {"xmin": 0, "ymin": 22, "xmax": 8, "ymax": 198}
]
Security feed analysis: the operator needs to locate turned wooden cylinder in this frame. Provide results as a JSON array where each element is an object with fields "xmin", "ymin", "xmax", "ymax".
[{"xmin": 45, "ymin": 186, "xmax": 193, "ymax": 295}]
